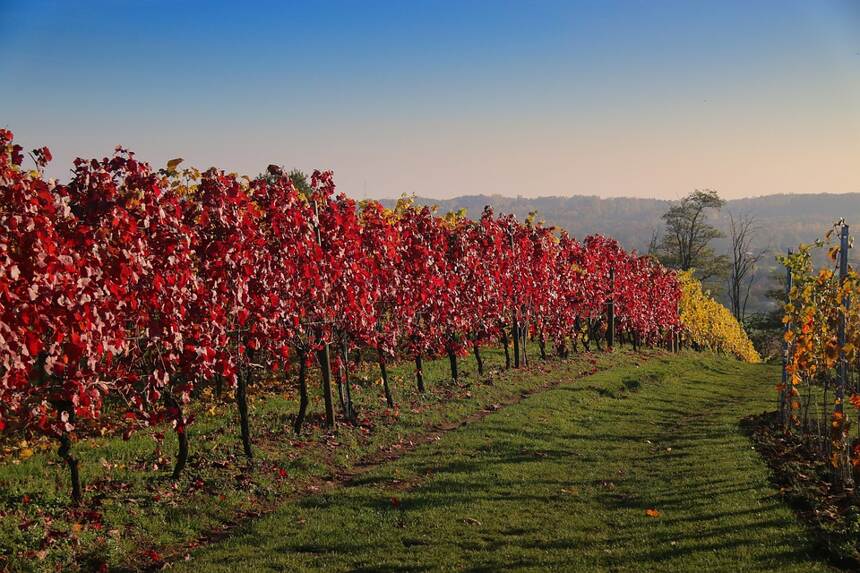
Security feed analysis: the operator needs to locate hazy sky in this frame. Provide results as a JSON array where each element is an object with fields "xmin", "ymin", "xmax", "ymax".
[{"xmin": 1, "ymin": 0, "xmax": 858, "ymax": 200}]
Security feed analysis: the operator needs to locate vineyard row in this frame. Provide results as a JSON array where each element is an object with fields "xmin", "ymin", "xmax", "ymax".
[{"xmin": 0, "ymin": 130, "xmax": 757, "ymax": 503}]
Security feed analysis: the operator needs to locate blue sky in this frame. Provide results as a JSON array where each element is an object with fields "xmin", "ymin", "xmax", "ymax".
[{"xmin": 1, "ymin": 0, "xmax": 858, "ymax": 199}]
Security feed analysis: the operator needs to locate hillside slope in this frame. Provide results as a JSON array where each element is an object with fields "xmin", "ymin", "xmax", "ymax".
[{"xmin": 175, "ymin": 353, "xmax": 830, "ymax": 572}]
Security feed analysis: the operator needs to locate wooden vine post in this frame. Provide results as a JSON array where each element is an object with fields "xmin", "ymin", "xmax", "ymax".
[
  {"xmin": 376, "ymin": 318, "xmax": 395, "ymax": 408},
  {"xmin": 293, "ymin": 346, "xmax": 309, "ymax": 434},
  {"xmin": 237, "ymin": 346, "xmax": 254, "ymax": 461},
  {"xmin": 415, "ymin": 352, "xmax": 425, "ymax": 392},
  {"xmin": 313, "ymin": 199, "xmax": 336, "ymax": 428},
  {"xmin": 509, "ymin": 230, "xmax": 521, "ymax": 369},
  {"xmin": 780, "ymin": 249, "xmax": 793, "ymax": 431},
  {"xmin": 340, "ymin": 335, "xmax": 356, "ymax": 420},
  {"xmin": 833, "ymin": 223, "xmax": 853, "ymax": 489},
  {"xmin": 520, "ymin": 304, "xmax": 528, "ymax": 366},
  {"xmin": 500, "ymin": 322, "xmax": 511, "ymax": 369},
  {"xmin": 607, "ymin": 266, "xmax": 615, "ymax": 349},
  {"xmin": 317, "ymin": 335, "xmax": 336, "ymax": 428}
]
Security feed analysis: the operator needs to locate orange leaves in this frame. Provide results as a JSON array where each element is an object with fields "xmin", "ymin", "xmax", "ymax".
[
  {"xmin": 781, "ymin": 230, "xmax": 860, "ymax": 441},
  {"xmin": 831, "ymin": 411, "xmax": 844, "ymax": 429},
  {"xmin": 852, "ymin": 443, "xmax": 860, "ymax": 468},
  {"xmin": 824, "ymin": 339, "xmax": 840, "ymax": 368},
  {"xmin": 645, "ymin": 508, "xmax": 661, "ymax": 518},
  {"xmin": 166, "ymin": 157, "xmax": 183, "ymax": 172}
]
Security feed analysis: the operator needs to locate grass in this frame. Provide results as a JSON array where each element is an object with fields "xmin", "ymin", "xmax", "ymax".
[
  {"xmin": 0, "ymin": 345, "xmax": 639, "ymax": 571},
  {"xmin": 169, "ymin": 353, "xmax": 832, "ymax": 572}
]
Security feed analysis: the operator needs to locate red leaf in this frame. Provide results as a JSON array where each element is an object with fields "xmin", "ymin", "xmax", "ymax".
[
  {"xmin": 237, "ymin": 308, "xmax": 250, "ymax": 326},
  {"xmin": 25, "ymin": 331, "xmax": 42, "ymax": 356}
]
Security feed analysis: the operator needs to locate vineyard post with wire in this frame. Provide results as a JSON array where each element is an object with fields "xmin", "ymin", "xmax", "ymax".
[
  {"xmin": 833, "ymin": 223, "xmax": 853, "ymax": 488},
  {"xmin": 509, "ymin": 229, "xmax": 521, "ymax": 369},
  {"xmin": 607, "ymin": 266, "xmax": 615, "ymax": 349},
  {"xmin": 312, "ymin": 198, "xmax": 336, "ymax": 428},
  {"xmin": 781, "ymin": 249, "xmax": 793, "ymax": 431}
]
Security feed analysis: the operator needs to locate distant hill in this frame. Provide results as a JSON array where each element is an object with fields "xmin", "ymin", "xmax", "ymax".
[{"xmin": 379, "ymin": 192, "xmax": 860, "ymax": 314}]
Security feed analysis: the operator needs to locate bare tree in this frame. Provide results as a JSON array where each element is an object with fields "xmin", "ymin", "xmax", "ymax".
[
  {"xmin": 727, "ymin": 212, "xmax": 764, "ymax": 323},
  {"xmin": 647, "ymin": 228, "xmax": 660, "ymax": 256}
]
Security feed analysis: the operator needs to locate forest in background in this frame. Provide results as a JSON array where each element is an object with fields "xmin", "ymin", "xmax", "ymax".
[{"xmin": 381, "ymin": 192, "xmax": 860, "ymax": 315}]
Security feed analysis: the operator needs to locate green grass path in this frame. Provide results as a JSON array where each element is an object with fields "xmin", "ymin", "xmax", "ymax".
[{"xmin": 175, "ymin": 354, "xmax": 830, "ymax": 572}]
